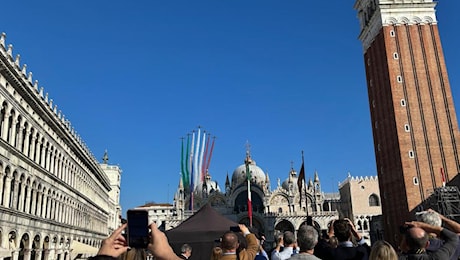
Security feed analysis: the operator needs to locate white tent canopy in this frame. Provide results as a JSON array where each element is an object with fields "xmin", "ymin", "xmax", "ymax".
[{"xmin": 70, "ymin": 241, "xmax": 98, "ymax": 259}]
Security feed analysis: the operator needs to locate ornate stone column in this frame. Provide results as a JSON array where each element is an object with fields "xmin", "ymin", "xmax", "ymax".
[
  {"xmin": 49, "ymin": 150, "xmax": 55, "ymax": 174},
  {"xmin": 17, "ymin": 181, "xmax": 25, "ymax": 211},
  {"xmin": 2, "ymin": 175, "xmax": 11, "ymax": 207},
  {"xmin": 10, "ymin": 118, "xmax": 18, "ymax": 147},
  {"xmin": 45, "ymin": 150, "xmax": 51, "ymax": 172},
  {"xmin": 11, "ymin": 249, "xmax": 19, "ymax": 260},
  {"xmin": 35, "ymin": 139, "xmax": 42, "ymax": 164},
  {"xmin": 34, "ymin": 249, "xmax": 43, "ymax": 260},
  {"xmin": 11, "ymin": 178, "xmax": 19, "ymax": 209},
  {"xmin": 23, "ymin": 248, "xmax": 32, "ymax": 260},
  {"xmin": 36, "ymin": 191, "xmax": 43, "ymax": 216},
  {"xmin": 16, "ymin": 123, "xmax": 25, "ymax": 151},
  {"xmin": 29, "ymin": 135, "xmax": 36, "ymax": 161},
  {"xmin": 25, "ymin": 184, "xmax": 32, "ymax": 213},
  {"xmin": 40, "ymin": 145, "xmax": 46, "ymax": 168},
  {"xmin": 42, "ymin": 249, "xmax": 50, "ymax": 260},
  {"xmin": 22, "ymin": 128, "xmax": 31, "ymax": 156},
  {"xmin": 1, "ymin": 111, "xmax": 10, "ymax": 140},
  {"xmin": 30, "ymin": 188, "xmax": 37, "ymax": 215},
  {"xmin": 41, "ymin": 194, "xmax": 48, "ymax": 218}
]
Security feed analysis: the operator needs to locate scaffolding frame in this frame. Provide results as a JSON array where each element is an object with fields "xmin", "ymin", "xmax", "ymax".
[{"xmin": 425, "ymin": 186, "xmax": 460, "ymax": 222}]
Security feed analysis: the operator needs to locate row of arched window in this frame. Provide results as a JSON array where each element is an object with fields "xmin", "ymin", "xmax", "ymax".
[
  {"xmin": 0, "ymin": 163, "xmax": 106, "ymax": 234},
  {"xmin": 0, "ymin": 80, "xmax": 110, "ymax": 208},
  {"xmin": 0, "ymin": 229, "xmax": 101, "ymax": 260}
]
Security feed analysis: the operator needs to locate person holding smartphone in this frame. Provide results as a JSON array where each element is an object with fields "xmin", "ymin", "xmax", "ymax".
[
  {"xmin": 218, "ymin": 224, "xmax": 258, "ymax": 260},
  {"xmin": 90, "ymin": 222, "xmax": 181, "ymax": 260}
]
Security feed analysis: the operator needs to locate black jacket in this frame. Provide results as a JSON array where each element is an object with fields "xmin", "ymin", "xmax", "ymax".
[{"xmin": 398, "ymin": 228, "xmax": 459, "ymax": 260}]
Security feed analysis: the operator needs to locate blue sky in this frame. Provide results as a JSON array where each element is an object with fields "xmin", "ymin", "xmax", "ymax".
[{"xmin": 2, "ymin": 1, "xmax": 460, "ymax": 214}]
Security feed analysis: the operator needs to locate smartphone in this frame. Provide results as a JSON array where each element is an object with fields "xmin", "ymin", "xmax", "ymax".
[
  {"xmin": 127, "ymin": 209, "xmax": 149, "ymax": 248},
  {"xmin": 230, "ymin": 226, "xmax": 241, "ymax": 232}
]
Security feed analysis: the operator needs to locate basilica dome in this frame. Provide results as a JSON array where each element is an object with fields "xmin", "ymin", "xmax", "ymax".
[
  {"xmin": 231, "ymin": 155, "xmax": 266, "ymax": 187},
  {"xmin": 195, "ymin": 174, "xmax": 221, "ymax": 195},
  {"xmin": 282, "ymin": 168, "xmax": 299, "ymax": 191}
]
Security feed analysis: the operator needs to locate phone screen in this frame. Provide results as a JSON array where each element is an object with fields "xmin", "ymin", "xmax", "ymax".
[
  {"xmin": 230, "ymin": 226, "xmax": 241, "ymax": 232},
  {"xmin": 127, "ymin": 210, "xmax": 149, "ymax": 248}
]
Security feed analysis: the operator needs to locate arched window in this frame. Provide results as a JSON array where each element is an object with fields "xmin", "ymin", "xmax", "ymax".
[
  {"xmin": 369, "ymin": 194, "xmax": 380, "ymax": 206},
  {"xmin": 278, "ymin": 208, "xmax": 282, "ymax": 214},
  {"xmin": 323, "ymin": 202, "xmax": 330, "ymax": 211}
]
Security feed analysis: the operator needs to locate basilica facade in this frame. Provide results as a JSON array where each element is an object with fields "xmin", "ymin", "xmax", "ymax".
[
  {"xmin": 158, "ymin": 151, "xmax": 341, "ymax": 246},
  {"xmin": 0, "ymin": 33, "xmax": 122, "ymax": 260},
  {"xmin": 139, "ymin": 150, "xmax": 383, "ymax": 247}
]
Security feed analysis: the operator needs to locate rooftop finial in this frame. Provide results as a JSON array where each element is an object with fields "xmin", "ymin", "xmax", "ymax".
[
  {"xmin": 7, "ymin": 44, "xmax": 13, "ymax": 57},
  {"xmin": 245, "ymin": 140, "xmax": 252, "ymax": 164},
  {"xmin": 22, "ymin": 64, "xmax": 27, "ymax": 75},
  {"xmin": 0, "ymin": 33, "xmax": 6, "ymax": 47},
  {"xmin": 102, "ymin": 150, "xmax": 109, "ymax": 164},
  {"xmin": 14, "ymin": 54, "xmax": 20, "ymax": 67},
  {"xmin": 245, "ymin": 140, "xmax": 251, "ymax": 157}
]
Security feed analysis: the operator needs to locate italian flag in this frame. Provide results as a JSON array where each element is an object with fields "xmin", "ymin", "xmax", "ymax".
[{"xmin": 247, "ymin": 163, "xmax": 252, "ymax": 227}]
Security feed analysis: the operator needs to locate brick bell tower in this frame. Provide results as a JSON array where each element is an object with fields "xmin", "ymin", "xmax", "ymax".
[{"xmin": 354, "ymin": 0, "xmax": 460, "ymax": 244}]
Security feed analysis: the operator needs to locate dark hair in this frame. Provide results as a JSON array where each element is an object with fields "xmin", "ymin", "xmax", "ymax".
[{"xmin": 333, "ymin": 219, "xmax": 351, "ymax": 242}]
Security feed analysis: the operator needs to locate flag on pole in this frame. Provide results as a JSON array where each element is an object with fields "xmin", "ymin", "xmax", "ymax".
[
  {"xmin": 246, "ymin": 159, "xmax": 253, "ymax": 227},
  {"xmin": 297, "ymin": 151, "xmax": 305, "ymax": 209},
  {"xmin": 441, "ymin": 167, "xmax": 446, "ymax": 187}
]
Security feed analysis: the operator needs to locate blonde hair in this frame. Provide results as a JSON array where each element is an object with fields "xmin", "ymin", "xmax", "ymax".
[
  {"xmin": 369, "ymin": 240, "xmax": 398, "ymax": 260},
  {"xmin": 118, "ymin": 248, "xmax": 146, "ymax": 260},
  {"xmin": 210, "ymin": 246, "xmax": 222, "ymax": 260}
]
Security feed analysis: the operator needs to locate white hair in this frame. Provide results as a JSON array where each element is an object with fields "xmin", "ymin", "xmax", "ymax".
[{"xmin": 415, "ymin": 211, "xmax": 442, "ymax": 227}]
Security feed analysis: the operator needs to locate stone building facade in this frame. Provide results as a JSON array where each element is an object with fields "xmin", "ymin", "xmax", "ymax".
[
  {"xmin": 339, "ymin": 174, "xmax": 382, "ymax": 244},
  {"xmin": 0, "ymin": 33, "xmax": 122, "ymax": 260}
]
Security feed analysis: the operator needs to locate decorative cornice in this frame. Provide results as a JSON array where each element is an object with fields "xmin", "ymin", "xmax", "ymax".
[{"xmin": 354, "ymin": 0, "xmax": 437, "ymax": 52}]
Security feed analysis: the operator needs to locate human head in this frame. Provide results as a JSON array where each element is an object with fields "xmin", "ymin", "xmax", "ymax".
[
  {"xmin": 221, "ymin": 231, "xmax": 239, "ymax": 252},
  {"xmin": 415, "ymin": 211, "xmax": 442, "ymax": 227},
  {"xmin": 369, "ymin": 240, "xmax": 398, "ymax": 260},
  {"xmin": 333, "ymin": 219, "xmax": 352, "ymax": 242},
  {"xmin": 296, "ymin": 225, "xmax": 318, "ymax": 252},
  {"xmin": 180, "ymin": 243, "xmax": 192, "ymax": 257},
  {"xmin": 283, "ymin": 231, "xmax": 296, "ymax": 247},
  {"xmin": 117, "ymin": 248, "xmax": 146, "ymax": 260},
  {"xmin": 274, "ymin": 230, "xmax": 283, "ymax": 245},
  {"xmin": 329, "ymin": 236, "xmax": 338, "ymax": 248},
  {"xmin": 401, "ymin": 227, "xmax": 429, "ymax": 253},
  {"xmin": 211, "ymin": 246, "xmax": 222, "ymax": 260}
]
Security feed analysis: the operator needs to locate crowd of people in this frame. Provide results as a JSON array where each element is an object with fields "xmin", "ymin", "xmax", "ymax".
[{"xmin": 89, "ymin": 209, "xmax": 460, "ymax": 260}]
